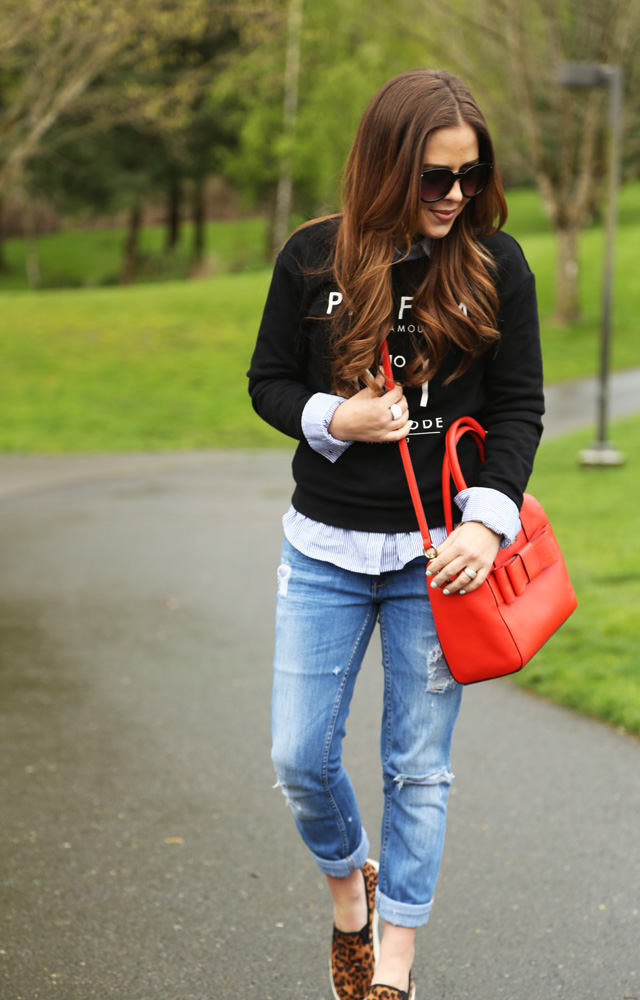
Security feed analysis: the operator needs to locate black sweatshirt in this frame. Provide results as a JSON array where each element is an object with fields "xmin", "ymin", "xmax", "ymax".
[{"xmin": 248, "ymin": 218, "xmax": 544, "ymax": 533}]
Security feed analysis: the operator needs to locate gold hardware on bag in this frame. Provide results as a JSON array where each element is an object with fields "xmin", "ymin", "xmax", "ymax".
[{"xmin": 424, "ymin": 546, "xmax": 438, "ymax": 560}]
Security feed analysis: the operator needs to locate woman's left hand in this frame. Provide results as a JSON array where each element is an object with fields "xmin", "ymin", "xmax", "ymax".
[{"xmin": 426, "ymin": 521, "xmax": 501, "ymax": 595}]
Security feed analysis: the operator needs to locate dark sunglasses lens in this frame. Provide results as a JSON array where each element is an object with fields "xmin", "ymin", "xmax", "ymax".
[
  {"xmin": 420, "ymin": 169, "xmax": 453, "ymax": 202},
  {"xmin": 460, "ymin": 163, "xmax": 492, "ymax": 197}
]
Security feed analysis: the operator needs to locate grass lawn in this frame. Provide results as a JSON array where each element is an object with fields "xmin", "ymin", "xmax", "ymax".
[
  {"xmin": 513, "ymin": 414, "xmax": 640, "ymax": 738},
  {"xmin": 0, "ymin": 273, "xmax": 282, "ymax": 452},
  {"xmin": 1, "ymin": 262, "xmax": 638, "ymax": 455},
  {"xmin": 0, "ymin": 217, "xmax": 270, "ymax": 291},
  {"xmin": 0, "ymin": 183, "xmax": 639, "ymax": 454}
]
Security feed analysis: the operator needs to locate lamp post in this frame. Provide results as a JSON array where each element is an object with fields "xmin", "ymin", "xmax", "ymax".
[{"xmin": 557, "ymin": 62, "xmax": 625, "ymax": 466}]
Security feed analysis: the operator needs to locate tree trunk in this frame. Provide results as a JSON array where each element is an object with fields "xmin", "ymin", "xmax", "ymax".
[
  {"xmin": 554, "ymin": 225, "xmax": 581, "ymax": 324},
  {"xmin": 121, "ymin": 203, "xmax": 142, "ymax": 284},
  {"xmin": 272, "ymin": 0, "xmax": 303, "ymax": 256},
  {"xmin": 191, "ymin": 176, "xmax": 206, "ymax": 264},
  {"xmin": 23, "ymin": 200, "xmax": 41, "ymax": 289},
  {"xmin": 0, "ymin": 196, "xmax": 6, "ymax": 273},
  {"xmin": 165, "ymin": 168, "xmax": 181, "ymax": 253}
]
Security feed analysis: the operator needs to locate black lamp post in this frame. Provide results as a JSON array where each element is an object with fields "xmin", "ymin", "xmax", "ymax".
[{"xmin": 557, "ymin": 62, "xmax": 625, "ymax": 466}]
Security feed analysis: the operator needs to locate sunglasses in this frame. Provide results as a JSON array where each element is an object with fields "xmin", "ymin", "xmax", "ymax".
[{"xmin": 420, "ymin": 162, "xmax": 493, "ymax": 203}]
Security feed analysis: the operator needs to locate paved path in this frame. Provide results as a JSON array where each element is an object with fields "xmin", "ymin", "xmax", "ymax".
[
  {"xmin": 1, "ymin": 372, "xmax": 639, "ymax": 1000},
  {"xmin": 542, "ymin": 366, "xmax": 640, "ymax": 437}
]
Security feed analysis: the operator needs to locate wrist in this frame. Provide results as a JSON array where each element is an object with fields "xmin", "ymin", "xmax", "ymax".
[{"xmin": 328, "ymin": 400, "xmax": 350, "ymax": 441}]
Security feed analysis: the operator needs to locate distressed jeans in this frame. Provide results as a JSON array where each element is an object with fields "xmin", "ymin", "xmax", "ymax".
[{"xmin": 271, "ymin": 537, "xmax": 463, "ymax": 928}]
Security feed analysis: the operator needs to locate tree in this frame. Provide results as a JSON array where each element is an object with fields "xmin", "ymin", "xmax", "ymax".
[
  {"xmin": 0, "ymin": 0, "xmax": 243, "ymax": 192},
  {"xmin": 272, "ymin": 0, "xmax": 303, "ymax": 253},
  {"xmin": 422, "ymin": 0, "xmax": 640, "ymax": 322},
  {"xmin": 214, "ymin": 0, "xmax": 440, "ymax": 245},
  {"xmin": 0, "ymin": 0, "xmax": 243, "ymax": 281}
]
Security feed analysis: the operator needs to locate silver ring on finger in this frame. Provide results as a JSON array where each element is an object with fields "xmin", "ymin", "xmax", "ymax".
[
  {"xmin": 463, "ymin": 566, "xmax": 477, "ymax": 580},
  {"xmin": 389, "ymin": 402, "xmax": 403, "ymax": 421}
]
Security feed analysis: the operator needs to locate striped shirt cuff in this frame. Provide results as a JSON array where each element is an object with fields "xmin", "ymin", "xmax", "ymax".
[
  {"xmin": 455, "ymin": 487, "xmax": 521, "ymax": 547},
  {"xmin": 301, "ymin": 392, "xmax": 353, "ymax": 463}
]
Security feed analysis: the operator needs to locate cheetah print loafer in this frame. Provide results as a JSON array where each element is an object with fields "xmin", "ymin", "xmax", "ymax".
[
  {"xmin": 364, "ymin": 972, "xmax": 415, "ymax": 1000},
  {"xmin": 330, "ymin": 859, "xmax": 380, "ymax": 1000}
]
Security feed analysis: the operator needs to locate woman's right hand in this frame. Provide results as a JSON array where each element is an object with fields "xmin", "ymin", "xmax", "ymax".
[{"xmin": 328, "ymin": 372, "xmax": 411, "ymax": 443}]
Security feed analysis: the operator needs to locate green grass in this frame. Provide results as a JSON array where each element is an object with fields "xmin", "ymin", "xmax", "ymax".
[
  {"xmin": 512, "ymin": 414, "xmax": 640, "ymax": 737},
  {"xmin": 0, "ymin": 217, "xmax": 270, "ymax": 291},
  {"xmin": 0, "ymin": 184, "xmax": 639, "ymax": 454},
  {"xmin": 0, "ymin": 274, "xmax": 284, "ymax": 452}
]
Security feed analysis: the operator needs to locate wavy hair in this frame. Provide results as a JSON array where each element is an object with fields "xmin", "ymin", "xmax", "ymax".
[{"xmin": 329, "ymin": 68, "xmax": 508, "ymax": 396}]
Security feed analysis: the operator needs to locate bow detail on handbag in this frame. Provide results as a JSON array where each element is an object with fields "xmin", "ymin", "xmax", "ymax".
[{"xmin": 492, "ymin": 525, "xmax": 558, "ymax": 604}]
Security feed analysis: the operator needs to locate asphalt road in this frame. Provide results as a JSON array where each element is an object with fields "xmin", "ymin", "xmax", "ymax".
[{"xmin": 1, "ymin": 373, "xmax": 639, "ymax": 1000}]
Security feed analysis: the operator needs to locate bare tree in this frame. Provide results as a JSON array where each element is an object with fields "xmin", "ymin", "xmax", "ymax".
[
  {"xmin": 0, "ymin": 0, "xmax": 246, "ymax": 283},
  {"xmin": 423, "ymin": 0, "xmax": 640, "ymax": 322},
  {"xmin": 273, "ymin": 0, "xmax": 303, "ymax": 255},
  {"xmin": 0, "ymin": 0, "xmax": 231, "ymax": 193}
]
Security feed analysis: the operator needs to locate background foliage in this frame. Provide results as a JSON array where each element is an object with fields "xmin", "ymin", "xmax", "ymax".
[
  {"xmin": 2, "ymin": 0, "xmax": 640, "ymax": 314},
  {"xmin": 0, "ymin": 2, "xmax": 639, "ymax": 734}
]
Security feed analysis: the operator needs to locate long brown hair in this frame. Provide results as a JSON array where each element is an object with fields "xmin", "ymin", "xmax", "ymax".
[{"xmin": 329, "ymin": 68, "xmax": 508, "ymax": 396}]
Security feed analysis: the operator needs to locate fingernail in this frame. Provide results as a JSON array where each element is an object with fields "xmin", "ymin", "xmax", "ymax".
[
  {"xmin": 459, "ymin": 589, "xmax": 466, "ymax": 595},
  {"xmin": 430, "ymin": 581, "xmax": 438, "ymax": 589},
  {"xmin": 443, "ymin": 588, "xmax": 450, "ymax": 595},
  {"xmin": 426, "ymin": 570, "xmax": 433, "ymax": 577}
]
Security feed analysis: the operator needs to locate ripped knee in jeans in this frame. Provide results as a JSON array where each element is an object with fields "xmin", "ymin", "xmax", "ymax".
[{"xmin": 393, "ymin": 767, "xmax": 454, "ymax": 793}]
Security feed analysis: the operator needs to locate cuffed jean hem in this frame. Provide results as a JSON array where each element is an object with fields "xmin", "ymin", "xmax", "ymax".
[
  {"xmin": 310, "ymin": 829, "xmax": 370, "ymax": 877},
  {"xmin": 375, "ymin": 889, "xmax": 434, "ymax": 928}
]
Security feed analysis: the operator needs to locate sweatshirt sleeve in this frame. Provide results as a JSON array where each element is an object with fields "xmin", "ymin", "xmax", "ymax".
[
  {"xmin": 247, "ymin": 249, "xmax": 315, "ymax": 441},
  {"xmin": 476, "ymin": 237, "xmax": 545, "ymax": 509}
]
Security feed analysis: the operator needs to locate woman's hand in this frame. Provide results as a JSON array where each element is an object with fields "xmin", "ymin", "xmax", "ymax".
[
  {"xmin": 426, "ymin": 521, "xmax": 501, "ymax": 595},
  {"xmin": 329, "ymin": 372, "xmax": 411, "ymax": 443}
]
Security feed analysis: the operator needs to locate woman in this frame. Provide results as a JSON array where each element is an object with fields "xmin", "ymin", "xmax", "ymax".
[{"xmin": 248, "ymin": 69, "xmax": 544, "ymax": 1000}]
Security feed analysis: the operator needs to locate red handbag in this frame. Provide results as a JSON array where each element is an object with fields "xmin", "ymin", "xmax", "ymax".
[{"xmin": 381, "ymin": 341, "xmax": 577, "ymax": 685}]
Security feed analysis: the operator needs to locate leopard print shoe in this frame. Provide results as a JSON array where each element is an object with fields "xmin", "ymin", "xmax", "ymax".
[
  {"xmin": 329, "ymin": 859, "xmax": 380, "ymax": 1000},
  {"xmin": 364, "ymin": 973, "xmax": 415, "ymax": 1000}
]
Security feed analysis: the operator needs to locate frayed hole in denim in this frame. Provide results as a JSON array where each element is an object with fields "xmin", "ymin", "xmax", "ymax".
[
  {"xmin": 427, "ymin": 643, "xmax": 456, "ymax": 693},
  {"xmin": 276, "ymin": 563, "xmax": 292, "ymax": 597},
  {"xmin": 393, "ymin": 768, "xmax": 454, "ymax": 792},
  {"xmin": 272, "ymin": 776, "xmax": 300, "ymax": 813}
]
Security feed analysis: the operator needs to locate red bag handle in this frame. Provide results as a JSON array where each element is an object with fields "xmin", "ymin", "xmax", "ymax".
[
  {"xmin": 442, "ymin": 417, "xmax": 485, "ymax": 534},
  {"xmin": 380, "ymin": 339, "xmax": 487, "ymax": 550},
  {"xmin": 380, "ymin": 340, "xmax": 436, "ymax": 558}
]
